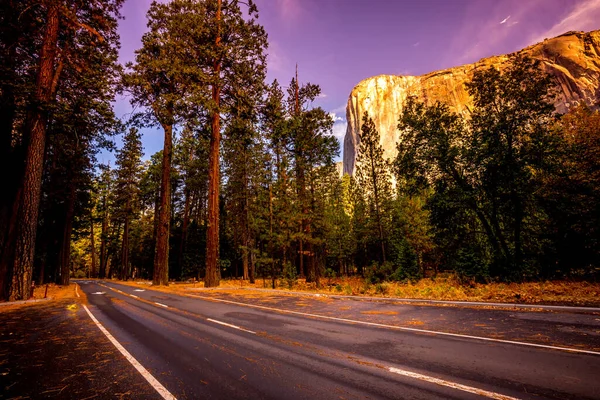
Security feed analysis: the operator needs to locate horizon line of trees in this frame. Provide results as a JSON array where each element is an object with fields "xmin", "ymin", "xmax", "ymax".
[{"xmin": 2, "ymin": 0, "xmax": 599, "ymax": 301}]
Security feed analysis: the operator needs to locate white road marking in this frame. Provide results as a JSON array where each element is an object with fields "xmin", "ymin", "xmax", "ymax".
[
  {"xmin": 188, "ymin": 294, "xmax": 600, "ymax": 356},
  {"xmin": 75, "ymin": 284, "xmax": 80, "ymax": 298},
  {"xmin": 92, "ymin": 292, "xmax": 106, "ymax": 295},
  {"xmin": 82, "ymin": 305, "xmax": 177, "ymax": 400},
  {"xmin": 206, "ymin": 318, "xmax": 256, "ymax": 334},
  {"xmin": 99, "ymin": 284, "xmax": 168, "ymax": 310},
  {"xmin": 388, "ymin": 367, "xmax": 519, "ymax": 400},
  {"xmin": 134, "ymin": 289, "xmax": 146, "ymax": 292}
]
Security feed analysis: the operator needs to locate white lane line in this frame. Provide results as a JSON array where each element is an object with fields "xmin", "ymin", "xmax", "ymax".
[
  {"xmin": 82, "ymin": 305, "xmax": 177, "ymax": 400},
  {"xmin": 188, "ymin": 294, "xmax": 600, "ymax": 356},
  {"xmin": 206, "ymin": 318, "xmax": 256, "ymax": 334},
  {"xmin": 75, "ymin": 284, "xmax": 80, "ymax": 298},
  {"xmin": 134, "ymin": 289, "xmax": 146, "ymax": 292},
  {"xmin": 388, "ymin": 367, "xmax": 519, "ymax": 400},
  {"xmin": 100, "ymin": 284, "xmax": 171, "ymax": 311}
]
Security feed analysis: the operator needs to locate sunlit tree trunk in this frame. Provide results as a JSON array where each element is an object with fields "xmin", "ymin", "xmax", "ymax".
[
  {"xmin": 153, "ymin": 122, "xmax": 172, "ymax": 285},
  {"xmin": 205, "ymin": 0, "xmax": 222, "ymax": 288},
  {"xmin": 9, "ymin": 2, "xmax": 59, "ymax": 300},
  {"xmin": 90, "ymin": 208, "xmax": 97, "ymax": 278}
]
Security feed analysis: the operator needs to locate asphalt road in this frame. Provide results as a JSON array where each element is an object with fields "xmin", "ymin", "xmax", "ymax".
[{"xmin": 76, "ymin": 280, "xmax": 600, "ymax": 400}]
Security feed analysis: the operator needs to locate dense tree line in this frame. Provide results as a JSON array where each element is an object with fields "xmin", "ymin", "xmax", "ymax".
[{"xmin": 2, "ymin": 0, "xmax": 599, "ymax": 301}]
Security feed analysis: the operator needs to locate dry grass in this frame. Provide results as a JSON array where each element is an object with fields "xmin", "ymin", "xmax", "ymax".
[
  {"xmin": 0, "ymin": 283, "xmax": 76, "ymax": 312},
  {"xmin": 106, "ymin": 276, "xmax": 600, "ymax": 307},
  {"xmin": 360, "ymin": 310, "xmax": 398, "ymax": 315},
  {"xmin": 217, "ymin": 276, "xmax": 600, "ymax": 306}
]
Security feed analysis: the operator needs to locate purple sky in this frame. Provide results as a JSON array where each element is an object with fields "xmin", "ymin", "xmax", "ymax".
[{"xmin": 105, "ymin": 0, "xmax": 600, "ymax": 164}]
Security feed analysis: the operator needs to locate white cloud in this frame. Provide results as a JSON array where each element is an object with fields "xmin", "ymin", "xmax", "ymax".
[
  {"xmin": 500, "ymin": 15, "xmax": 511, "ymax": 24},
  {"xmin": 329, "ymin": 112, "xmax": 343, "ymax": 122},
  {"xmin": 331, "ymin": 121, "xmax": 347, "ymax": 143}
]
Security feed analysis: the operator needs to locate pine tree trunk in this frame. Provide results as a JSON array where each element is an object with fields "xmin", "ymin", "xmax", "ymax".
[
  {"xmin": 242, "ymin": 246, "xmax": 249, "ymax": 280},
  {"xmin": 153, "ymin": 123, "xmax": 172, "ymax": 286},
  {"xmin": 205, "ymin": 0, "xmax": 222, "ymax": 288},
  {"xmin": 178, "ymin": 187, "xmax": 191, "ymax": 275},
  {"xmin": 270, "ymin": 183, "xmax": 275, "ymax": 289},
  {"xmin": 58, "ymin": 186, "xmax": 76, "ymax": 286},
  {"xmin": 242, "ymin": 149, "xmax": 249, "ymax": 280},
  {"xmin": 249, "ymin": 242, "xmax": 255, "ymax": 284},
  {"xmin": 90, "ymin": 208, "xmax": 97, "ymax": 278},
  {"xmin": 121, "ymin": 214, "xmax": 129, "ymax": 280},
  {"xmin": 9, "ymin": 2, "xmax": 59, "ymax": 300},
  {"xmin": 99, "ymin": 193, "xmax": 108, "ymax": 279}
]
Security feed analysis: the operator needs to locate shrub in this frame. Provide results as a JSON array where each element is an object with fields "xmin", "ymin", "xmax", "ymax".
[
  {"xmin": 375, "ymin": 283, "xmax": 389, "ymax": 295},
  {"xmin": 365, "ymin": 261, "xmax": 394, "ymax": 284},
  {"xmin": 455, "ymin": 247, "xmax": 489, "ymax": 283},
  {"xmin": 283, "ymin": 261, "xmax": 297, "ymax": 289}
]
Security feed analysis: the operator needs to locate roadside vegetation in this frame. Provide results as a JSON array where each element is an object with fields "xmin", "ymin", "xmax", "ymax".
[
  {"xmin": 1, "ymin": 0, "xmax": 598, "ymax": 303},
  {"xmin": 114, "ymin": 277, "xmax": 600, "ymax": 307}
]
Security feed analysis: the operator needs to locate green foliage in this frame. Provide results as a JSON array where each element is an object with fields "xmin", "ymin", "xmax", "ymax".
[
  {"xmin": 396, "ymin": 56, "xmax": 560, "ymax": 282},
  {"xmin": 538, "ymin": 105, "xmax": 600, "ymax": 278},
  {"xmin": 390, "ymin": 239, "xmax": 421, "ymax": 282},
  {"xmin": 454, "ymin": 247, "xmax": 490, "ymax": 283},
  {"xmin": 283, "ymin": 261, "xmax": 297, "ymax": 289},
  {"xmin": 365, "ymin": 261, "xmax": 393, "ymax": 284},
  {"xmin": 354, "ymin": 113, "xmax": 393, "ymax": 265}
]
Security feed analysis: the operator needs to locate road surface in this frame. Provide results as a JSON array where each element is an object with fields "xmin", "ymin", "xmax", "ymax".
[{"xmin": 76, "ymin": 280, "xmax": 600, "ymax": 399}]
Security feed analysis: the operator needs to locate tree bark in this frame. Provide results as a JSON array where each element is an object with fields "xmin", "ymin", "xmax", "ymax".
[
  {"xmin": 121, "ymin": 213, "xmax": 129, "ymax": 280},
  {"xmin": 99, "ymin": 192, "xmax": 108, "ymax": 279},
  {"xmin": 9, "ymin": 2, "xmax": 60, "ymax": 300},
  {"xmin": 90, "ymin": 208, "xmax": 97, "ymax": 278},
  {"xmin": 153, "ymin": 123, "xmax": 173, "ymax": 286},
  {"xmin": 178, "ymin": 187, "xmax": 191, "ymax": 276},
  {"xmin": 205, "ymin": 0, "xmax": 222, "ymax": 288},
  {"xmin": 58, "ymin": 185, "xmax": 76, "ymax": 286}
]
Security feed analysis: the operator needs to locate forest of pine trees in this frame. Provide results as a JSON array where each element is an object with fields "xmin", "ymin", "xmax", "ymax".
[{"xmin": 1, "ymin": 1, "xmax": 599, "ymax": 301}]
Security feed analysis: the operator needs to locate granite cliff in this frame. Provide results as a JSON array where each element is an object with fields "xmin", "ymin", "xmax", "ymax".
[{"xmin": 343, "ymin": 30, "xmax": 600, "ymax": 175}]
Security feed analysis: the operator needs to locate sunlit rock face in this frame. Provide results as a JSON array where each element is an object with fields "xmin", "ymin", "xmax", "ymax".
[{"xmin": 343, "ymin": 30, "xmax": 600, "ymax": 175}]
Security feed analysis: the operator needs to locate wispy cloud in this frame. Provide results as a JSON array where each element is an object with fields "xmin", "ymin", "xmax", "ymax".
[
  {"xmin": 443, "ymin": 0, "xmax": 599, "ymax": 67},
  {"xmin": 529, "ymin": 0, "xmax": 600, "ymax": 43},
  {"xmin": 266, "ymin": 40, "xmax": 289, "ymax": 75},
  {"xmin": 273, "ymin": 0, "xmax": 304, "ymax": 21}
]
